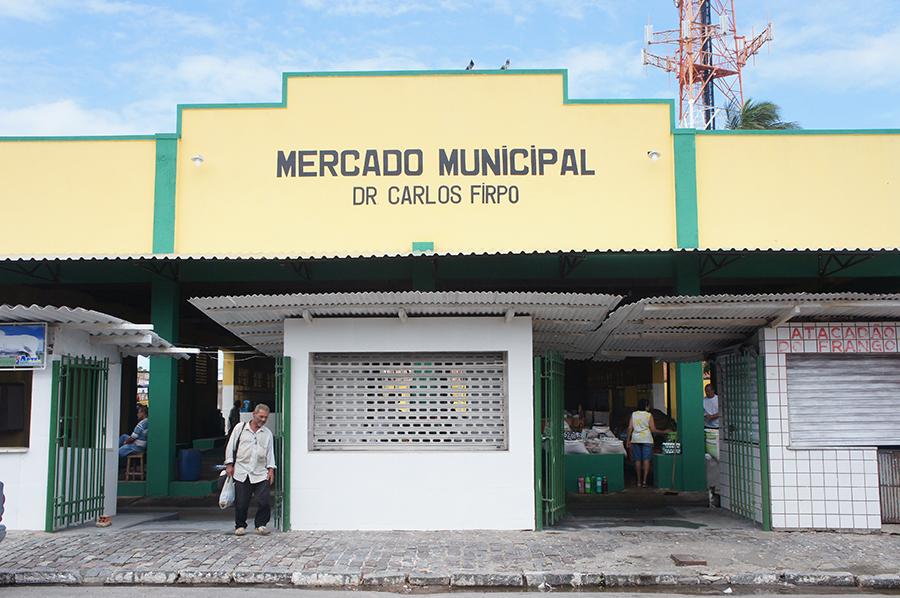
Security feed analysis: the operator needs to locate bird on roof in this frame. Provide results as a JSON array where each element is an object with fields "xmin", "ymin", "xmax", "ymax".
[
  {"xmin": 465, "ymin": 60, "xmax": 475, "ymax": 70},
  {"xmin": 500, "ymin": 59, "xmax": 510, "ymax": 70}
]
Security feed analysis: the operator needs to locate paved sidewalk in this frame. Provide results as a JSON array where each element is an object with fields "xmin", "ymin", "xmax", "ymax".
[{"xmin": 2, "ymin": 527, "xmax": 900, "ymax": 589}]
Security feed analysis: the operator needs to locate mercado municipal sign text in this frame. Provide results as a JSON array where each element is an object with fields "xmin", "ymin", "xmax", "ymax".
[{"xmin": 275, "ymin": 147, "xmax": 595, "ymax": 207}]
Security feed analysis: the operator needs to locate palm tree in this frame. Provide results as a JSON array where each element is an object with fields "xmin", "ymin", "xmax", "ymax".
[{"xmin": 726, "ymin": 98, "xmax": 799, "ymax": 130}]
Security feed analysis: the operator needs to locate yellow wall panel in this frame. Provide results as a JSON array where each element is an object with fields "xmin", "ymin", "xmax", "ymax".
[
  {"xmin": 696, "ymin": 134, "xmax": 900, "ymax": 250},
  {"xmin": 0, "ymin": 140, "xmax": 156, "ymax": 255},
  {"xmin": 174, "ymin": 73, "xmax": 677, "ymax": 256}
]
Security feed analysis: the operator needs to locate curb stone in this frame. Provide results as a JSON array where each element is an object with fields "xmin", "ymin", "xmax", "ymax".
[
  {"xmin": 579, "ymin": 573, "xmax": 605, "ymax": 587},
  {"xmin": 728, "ymin": 572, "xmax": 780, "ymax": 585},
  {"xmin": 291, "ymin": 571, "xmax": 361, "ymax": 587},
  {"xmin": 856, "ymin": 574, "xmax": 900, "ymax": 589},
  {"xmin": 782, "ymin": 571, "xmax": 855, "ymax": 587},
  {"xmin": 408, "ymin": 572, "xmax": 450, "ymax": 586},
  {"xmin": 233, "ymin": 571, "xmax": 292, "ymax": 585},
  {"xmin": 176, "ymin": 570, "xmax": 233, "ymax": 585},
  {"xmin": 134, "ymin": 571, "xmax": 179, "ymax": 585},
  {"xmin": 104, "ymin": 571, "xmax": 135, "ymax": 585},
  {"xmin": 14, "ymin": 571, "xmax": 82, "ymax": 585},
  {"xmin": 450, "ymin": 572, "xmax": 524, "ymax": 587},
  {"xmin": 361, "ymin": 571, "xmax": 408, "ymax": 586},
  {"xmin": 605, "ymin": 572, "xmax": 699, "ymax": 587},
  {"xmin": 524, "ymin": 572, "xmax": 579, "ymax": 588}
]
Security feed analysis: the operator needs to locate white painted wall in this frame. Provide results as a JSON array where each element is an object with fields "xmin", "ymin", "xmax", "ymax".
[
  {"xmin": 0, "ymin": 326, "xmax": 121, "ymax": 530},
  {"xmin": 761, "ymin": 323, "xmax": 890, "ymax": 531},
  {"xmin": 285, "ymin": 316, "xmax": 534, "ymax": 531}
]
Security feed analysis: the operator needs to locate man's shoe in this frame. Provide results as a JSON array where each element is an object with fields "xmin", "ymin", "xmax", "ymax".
[
  {"xmin": 255, "ymin": 526, "xmax": 270, "ymax": 536},
  {"xmin": 235, "ymin": 527, "xmax": 246, "ymax": 536}
]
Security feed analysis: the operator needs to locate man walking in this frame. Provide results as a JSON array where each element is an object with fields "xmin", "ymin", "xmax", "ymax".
[{"xmin": 224, "ymin": 403, "xmax": 276, "ymax": 536}]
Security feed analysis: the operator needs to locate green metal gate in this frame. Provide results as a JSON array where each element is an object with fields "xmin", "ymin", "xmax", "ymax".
[
  {"xmin": 273, "ymin": 356, "xmax": 291, "ymax": 531},
  {"xmin": 716, "ymin": 352, "xmax": 770, "ymax": 529},
  {"xmin": 534, "ymin": 352, "xmax": 565, "ymax": 529},
  {"xmin": 45, "ymin": 355, "xmax": 110, "ymax": 532}
]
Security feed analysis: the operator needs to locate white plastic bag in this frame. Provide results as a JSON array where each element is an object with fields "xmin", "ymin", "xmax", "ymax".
[{"xmin": 218, "ymin": 474, "xmax": 235, "ymax": 510}]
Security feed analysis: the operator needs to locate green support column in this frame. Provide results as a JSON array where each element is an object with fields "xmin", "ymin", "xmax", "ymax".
[
  {"xmin": 673, "ymin": 129, "xmax": 699, "ymax": 249},
  {"xmin": 152, "ymin": 134, "xmax": 178, "ymax": 253},
  {"xmin": 673, "ymin": 253, "xmax": 705, "ymax": 491},
  {"xmin": 672, "ymin": 126, "xmax": 705, "ymax": 491},
  {"xmin": 147, "ymin": 276, "xmax": 179, "ymax": 496}
]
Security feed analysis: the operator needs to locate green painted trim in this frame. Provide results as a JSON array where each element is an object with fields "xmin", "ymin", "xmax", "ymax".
[
  {"xmin": 673, "ymin": 129, "xmax": 699, "ymax": 249},
  {"xmin": 282, "ymin": 356, "xmax": 292, "ymax": 531},
  {"xmin": 152, "ymin": 135, "xmax": 178, "ymax": 253},
  {"xmin": 168, "ymin": 480, "xmax": 217, "ymax": 497},
  {"xmin": 176, "ymin": 69, "xmax": 677, "ymax": 136},
  {"xmin": 411, "ymin": 241, "xmax": 435, "ymax": 254},
  {"xmin": 756, "ymin": 354, "xmax": 772, "ymax": 531},
  {"xmin": 0, "ymin": 135, "xmax": 157, "ymax": 142},
  {"xmin": 147, "ymin": 277, "xmax": 179, "ymax": 497},
  {"xmin": 117, "ymin": 481, "xmax": 147, "ymax": 497},
  {"xmin": 697, "ymin": 128, "xmax": 900, "ymax": 136},
  {"xmin": 44, "ymin": 360, "xmax": 61, "ymax": 532},
  {"xmin": 533, "ymin": 355, "xmax": 543, "ymax": 531}
]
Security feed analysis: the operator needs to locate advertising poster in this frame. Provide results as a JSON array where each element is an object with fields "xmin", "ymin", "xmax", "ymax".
[{"xmin": 0, "ymin": 323, "xmax": 48, "ymax": 370}]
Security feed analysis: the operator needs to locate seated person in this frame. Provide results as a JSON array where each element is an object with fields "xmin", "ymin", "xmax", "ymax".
[{"xmin": 119, "ymin": 405, "xmax": 149, "ymax": 463}]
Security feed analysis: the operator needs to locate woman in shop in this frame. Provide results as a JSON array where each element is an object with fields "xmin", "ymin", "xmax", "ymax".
[{"xmin": 625, "ymin": 399, "xmax": 662, "ymax": 488}]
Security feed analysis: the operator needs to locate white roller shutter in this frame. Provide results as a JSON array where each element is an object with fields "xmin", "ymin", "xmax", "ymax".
[
  {"xmin": 786, "ymin": 354, "xmax": 900, "ymax": 448},
  {"xmin": 310, "ymin": 352, "xmax": 507, "ymax": 451}
]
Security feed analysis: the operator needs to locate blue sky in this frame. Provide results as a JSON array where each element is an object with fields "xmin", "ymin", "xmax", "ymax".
[{"xmin": 1, "ymin": 0, "xmax": 898, "ymax": 134}]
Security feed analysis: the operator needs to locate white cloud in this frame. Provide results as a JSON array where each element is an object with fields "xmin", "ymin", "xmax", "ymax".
[
  {"xmin": 0, "ymin": 0, "xmax": 223, "ymax": 37},
  {"xmin": 492, "ymin": 0, "xmax": 615, "ymax": 21},
  {"xmin": 0, "ymin": 99, "xmax": 143, "ymax": 135},
  {"xmin": 84, "ymin": 1, "xmax": 223, "ymax": 38},
  {"xmin": 755, "ymin": 24, "xmax": 900, "ymax": 92},
  {"xmin": 320, "ymin": 48, "xmax": 431, "ymax": 71},
  {"xmin": 172, "ymin": 55, "xmax": 284, "ymax": 101},
  {"xmin": 0, "ymin": 0, "xmax": 58, "ymax": 22},
  {"xmin": 527, "ymin": 42, "xmax": 644, "ymax": 97},
  {"xmin": 297, "ymin": 0, "xmax": 468, "ymax": 17}
]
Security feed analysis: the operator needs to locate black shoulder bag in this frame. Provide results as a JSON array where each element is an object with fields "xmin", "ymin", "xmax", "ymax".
[{"xmin": 217, "ymin": 422, "xmax": 245, "ymax": 491}]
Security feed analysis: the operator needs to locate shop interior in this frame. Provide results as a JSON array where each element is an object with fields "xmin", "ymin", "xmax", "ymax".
[{"xmin": 555, "ymin": 357, "xmax": 741, "ymax": 530}]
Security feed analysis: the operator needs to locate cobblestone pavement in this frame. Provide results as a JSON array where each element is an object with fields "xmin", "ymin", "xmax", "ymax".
[{"xmin": 2, "ymin": 527, "xmax": 900, "ymax": 584}]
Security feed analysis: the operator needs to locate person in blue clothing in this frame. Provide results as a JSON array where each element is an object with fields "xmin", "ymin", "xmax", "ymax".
[{"xmin": 119, "ymin": 404, "xmax": 149, "ymax": 462}]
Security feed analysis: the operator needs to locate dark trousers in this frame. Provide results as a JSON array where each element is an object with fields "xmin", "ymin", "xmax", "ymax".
[{"xmin": 234, "ymin": 477, "xmax": 271, "ymax": 529}]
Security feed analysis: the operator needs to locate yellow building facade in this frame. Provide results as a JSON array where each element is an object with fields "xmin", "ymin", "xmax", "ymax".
[{"xmin": 2, "ymin": 70, "xmax": 897, "ymax": 259}]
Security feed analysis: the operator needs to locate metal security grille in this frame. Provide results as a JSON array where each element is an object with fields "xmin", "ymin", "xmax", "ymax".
[
  {"xmin": 535, "ymin": 352, "xmax": 565, "ymax": 528},
  {"xmin": 273, "ymin": 356, "xmax": 291, "ymax": 530},
  {"xmin": 717, "ymin": 352, "xmax": 761, "ymax": 523},
  {"xmin": 879, "ymin": 450, "xmax": 900, "ymax": 524},
  {"xmin": 787, "ymin": 355, "xmax": 900, "ymax": 448},
  {"xmin": 311, "ymin": 352, "xmax": 507, "ymax": 451},
  {"xmin": 46, "ymin": 355, "xmax": 109, "ymax": 532}
]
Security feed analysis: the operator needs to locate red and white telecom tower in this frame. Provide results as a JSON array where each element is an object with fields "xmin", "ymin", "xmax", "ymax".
[{"xmin": 642, "ymin": 0, "xmax": 772, "ymax": 129}]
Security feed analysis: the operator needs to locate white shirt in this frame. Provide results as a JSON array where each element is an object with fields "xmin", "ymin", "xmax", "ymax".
[
  {"xmin": 703, "ymin": 394, "xmax": 720, "ymax": 429},
  {"xmin": 225, "ymin": 422, "xmax": 277, "ymax": 484}
]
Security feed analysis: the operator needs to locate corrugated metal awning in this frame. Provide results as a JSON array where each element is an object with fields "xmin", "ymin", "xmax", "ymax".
[
  {"xmin": 188, "ymin": 291, "xmax": 623, "ymax": 359},
  {"xmin": 0, "ymin": 247, "xmax": 896, "ymax": 262},
  {"xmin": 594, "ymin": 293, "xmax": 900, "ymax": 361},
  {"xmin": 0, "ymin": 304, "xmax": 198, "ymax": 358}
]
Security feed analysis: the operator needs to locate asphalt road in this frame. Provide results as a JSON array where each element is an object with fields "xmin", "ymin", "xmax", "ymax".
[{"xmin": 0, "ymin": 589, "xmax": 887, "ymax": 598}]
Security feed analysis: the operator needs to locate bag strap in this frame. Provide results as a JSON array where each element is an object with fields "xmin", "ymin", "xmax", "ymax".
[{"xmin": 232, "ymin": 422, "xmax": 246, "ymax": 465}]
